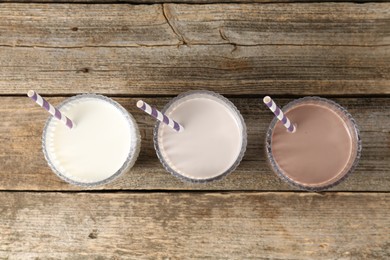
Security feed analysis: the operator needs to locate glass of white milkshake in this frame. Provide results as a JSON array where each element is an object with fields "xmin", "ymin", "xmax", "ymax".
[
  {"xmin": 154, "ymin": 90, "xmax": 247, "ymax": 183},
  {"xmin": 42, "ymin": 94, "xmax": 141, "ymax": 186}
]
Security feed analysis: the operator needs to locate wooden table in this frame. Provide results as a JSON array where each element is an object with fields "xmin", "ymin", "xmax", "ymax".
[{"xmin": 1, "ymin": 0, "xmax": 389, "ymax": 259}]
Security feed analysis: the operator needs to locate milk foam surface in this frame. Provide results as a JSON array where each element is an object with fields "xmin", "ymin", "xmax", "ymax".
[
  {"xmin": 44, "ymin": 97, "xmax": 133, "ymax": 184},
  {"xmin": 157, "ymin": 94, "xmax": 243, "ymax": 180}
]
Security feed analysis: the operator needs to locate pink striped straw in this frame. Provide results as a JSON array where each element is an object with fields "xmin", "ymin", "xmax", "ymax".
[
  {"xmin": 263, "ymin": 96, "xmax": 296, "ymax": 133},
  {"xmin": 27, "ymin": 90, "xmax": 74, "ymax": 129},
  {"xmin": 136, "ymin": 100, "xmax": 184, "ymax": 132}
]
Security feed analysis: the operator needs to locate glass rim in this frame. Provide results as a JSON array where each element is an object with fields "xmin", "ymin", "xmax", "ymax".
[
  {"xmin": 42, "ymin": 94, "xmax": 141, "ymax": 187},
  {"xmin": 265, "ymin": 96, "xmax": 362, "ymax": 191},
  {"xmin": 153, "ymin": 90, "xmax": 248, "ymax": 183}
]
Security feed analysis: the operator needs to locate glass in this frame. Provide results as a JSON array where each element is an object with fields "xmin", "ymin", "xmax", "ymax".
[
  {"xmin": 42, "ymin": 94, "xmax": 141, "ymax": 187},
  {"xmin": 265, "ymin": 96, "xmax": 362, "ymax": 191},
  {"xmin": 154, "ymin": 90, "xmax": 247, "ymax": 183}
]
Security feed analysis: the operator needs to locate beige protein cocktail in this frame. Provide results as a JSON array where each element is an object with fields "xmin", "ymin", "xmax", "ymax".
[
  {"xmin": 153, "ymin": 90, "xmax": 247, "ymax": 183},
  {"xmin": 265, "ymin": 97, "xmax": 361, "ymax": 191}
]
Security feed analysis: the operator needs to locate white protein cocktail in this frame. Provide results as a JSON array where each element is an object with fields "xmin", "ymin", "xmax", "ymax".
[{"xmin": 42, "ymin": 94, "xmax": 141, "ymax": 186}]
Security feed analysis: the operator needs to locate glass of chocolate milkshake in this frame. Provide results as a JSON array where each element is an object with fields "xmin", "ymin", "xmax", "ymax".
[{"xmin": 265, "ymin": 97, "xmax": 362, "ymax": 191}]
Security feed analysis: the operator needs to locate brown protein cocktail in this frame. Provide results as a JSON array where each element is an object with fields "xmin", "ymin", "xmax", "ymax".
[{"xmin": 265, "ymin": 97, "xmax": 361, "ymax": 191}]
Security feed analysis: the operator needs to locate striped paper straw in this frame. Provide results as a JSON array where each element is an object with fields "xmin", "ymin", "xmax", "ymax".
[
  {"xmin": 136, "ymin": 100, "xmax": 184, "ymax": 132},
  {"xmin": 27, "ymin": 90, "xmax": 74, "ymax": 129},
  {"xmin": 263, "ymin": 96, "xmax": 295, "ymax": 133}
]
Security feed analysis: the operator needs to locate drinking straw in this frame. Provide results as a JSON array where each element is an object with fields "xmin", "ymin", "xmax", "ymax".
[
  {"xmin": 136, "ymin": 100, "xmax": 184, "ymax": 132},
  {"xmin": 27, "ymin": 90, "xmax": 74, "ymax": 129},
  {"xmin": 263, "ymin": 96, "xmax": 295, "ymax": 133}
]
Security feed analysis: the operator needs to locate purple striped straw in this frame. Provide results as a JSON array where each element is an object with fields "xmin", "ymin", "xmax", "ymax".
[
  {"xmin": 136, "ymin": 100, "xmax": 184, "ymax": 132},
  {"xmin": 263, "ymin": 96, "xmax": 296, "ymax": 133},
  {"xmin": 27, "ymin": 90, "xmax": 74, "ymax": 129}
]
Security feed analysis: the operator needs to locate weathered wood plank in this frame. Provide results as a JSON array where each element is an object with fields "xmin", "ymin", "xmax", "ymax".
[
  {"xmin": 162, "ymin": 3, "xmax": 390, "ymax": 46},
  {"xmin": 0, "ymin": 4, "xmax": 177, "ymax": 47},
  {"xmin": 0, "ymin": 192, "xmax": 389, "ymax": 259},
  {"xmin": 1, "ymin": 0, "xmax": 388, "ymax": 4},
  {"xmin": 0, "ymin": 3, "xmax": 388, "ymax": 95},
  {"xmin": 1, "ymin": 3, "xmax": 388, "ymax": 47},
  {"xmin": 0, "ymin": 97, "xmax": 389, "ymax": 191},
  {"xmin": 0, "ymin": 45, "xmax": 389, "ymax": 95}
]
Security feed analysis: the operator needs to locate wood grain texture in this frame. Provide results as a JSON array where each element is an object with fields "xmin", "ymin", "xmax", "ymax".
[
  {"xmin": 0, "ymin": 192, "xmax": 389, "ymax": 259},
  {"xmin": 162, "ymin": 3, "xmax": 390, "ymax": 46},
  {"xmin": 0, "ymin": 45, "xmax": 388, "ymax": 95},
  {"xmin": 0, "ymin": 3, "xmax": 389, "ymax": 95},
  {"xmin": 0, "ymin": 4, "xmax": 177, "ymax": 47},
  {"xmin": 1, "ymin": 3, "xmax": 388, "ymax": 47},
  {"xmin": 1, "ymin": 97, "xmax": 389, "ymax": 191},
  {"xmin": 1, "ymin": 0, "xmax": 389, "ymax": 3}
]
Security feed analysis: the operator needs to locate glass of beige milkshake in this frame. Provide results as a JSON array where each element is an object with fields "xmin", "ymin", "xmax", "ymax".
[
  {"xmin": 265, "ymin": 97, "xmax": 361, "ymax": 191},
  {"xmin": 154, "ymin": 90, "xmax": 247, "ymax": 183}
]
